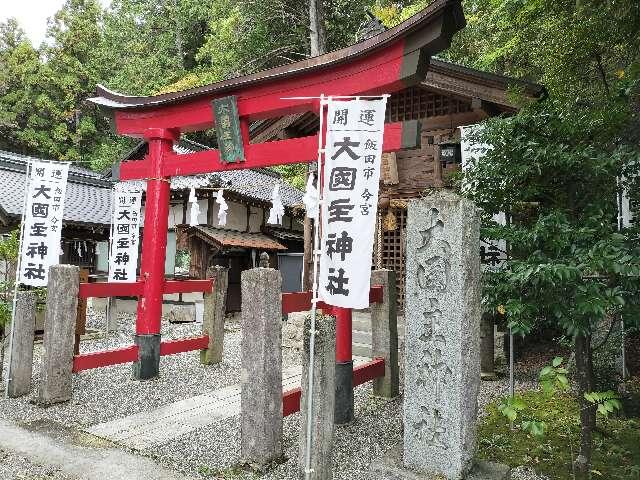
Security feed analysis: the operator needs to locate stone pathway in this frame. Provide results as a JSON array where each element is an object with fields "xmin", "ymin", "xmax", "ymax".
[
  {"xmin": 0, "ymin": 420, "xmax": 194, "ymax": 480},
  {"xmin": 86, "ymin": 358, "xmax": 370, "ymax": 449}
]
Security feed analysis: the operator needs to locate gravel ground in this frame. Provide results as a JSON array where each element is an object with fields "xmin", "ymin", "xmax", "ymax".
[
  {"xmin": 0, "ymin": 308, "xmax": 546, "ymax": 480},
  {"xmin": 0, "ymin": 450, "xmax": 79, "ymax": 480}
]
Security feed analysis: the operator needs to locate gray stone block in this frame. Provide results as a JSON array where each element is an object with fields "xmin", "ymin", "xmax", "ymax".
[
  {"xmin": 38, "ymin": 265, "xmax": 79, "ymax": 405},
  {"xmin": 240, "ymin": 267, "xmax": 283, "ymax": 466},
  {"xmin": 371, "ymin": 269, "xmax": 400, "ymax": 399},
  {"xmin": 404, "ymin": 192, "xmax": 481, "ymax": 479},
  {"xmin": 371, "ymin": 448, "xmax": 510, "ymax": 480},
  {"xmin": 201, "ymin": 266, "xmax": 228, "ymax": 365},
  {"xmin": 166, "ymin": 305, "xmax": 195, "ymax": 324},
  {"xmin": 480, "ymin": 314, "xmax": 495, "ymax": 378},
  {"xmin": 6, "ymin": 291, "xmax": 37, "ymax": 398},
  {"xmin": 298, "ymin": 313, "xmax": 336, "ymax": 480}
]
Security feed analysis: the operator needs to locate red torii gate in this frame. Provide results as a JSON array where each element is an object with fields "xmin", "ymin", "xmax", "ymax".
[{"xmin": 88, "ymin": 0, "xmax": 465, "ymax": 380}]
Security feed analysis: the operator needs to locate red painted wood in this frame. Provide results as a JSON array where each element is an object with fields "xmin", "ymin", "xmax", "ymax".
[
  {"xmin": 163, "ymin": 279, "xmax": 214, "ymax": 294},
  {"xmin": 353, "ymin": 358, "xmax": 386, "ymax": 387},
  {"xmin": 113, "ymin": 40, "xmax": 405, "ymax": 135},
  {"xmin": 119, "ymin": 122, "xmax": 405, "ymax": 181},
  {"xmin": 335, "ymin": 308, "xmax": 353, "ymax": 363},
  {"xmin": 159, "ymin": 335, "xmax": 210, "ymax": 356},
  {"xmin": 78, "ymin": 280, "xmax": 214, "ymax": 298},
  {"xmin": 369, "ymin": 285, "xmax": 384, "ymax": 304},
  {"xmin": 281, "ymin": 358, "xmax": 385, "ymax": 417},
  {"xmin": 136, "ymin": 134, "xmax": 174, "ymax": 336},
  {"xmin": 79, "ymin": 281, "xmax": 143, "ymax": 298},
  {"xmin": 281, "ymin": 286, "xmax": 383, "ymax": 314},
  {"xmin": 282, "ymin": 387, "xmax": 302, "ymax": 417},
  {"xmin": 72, "ymin": 345, "xmax": 139, "ymax": 373}
]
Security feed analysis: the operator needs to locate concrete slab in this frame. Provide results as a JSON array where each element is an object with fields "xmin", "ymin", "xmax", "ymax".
[{"xmin": 0, "ymin": 419, "xmax": 194, "ymax": 480}]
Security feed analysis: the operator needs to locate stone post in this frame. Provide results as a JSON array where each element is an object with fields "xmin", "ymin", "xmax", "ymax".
[
  {"xmin": 403, "ymin": 192, "xmax": 481, "ymax": 479},
  {"xmin": 6, "ymin": 292, "xmax": 37, "ymax": 398},
  {"xmin": 370, "ymin": 269, "xmax": 400, "ymax": 399},
  {"xmin": 38, "ymin": 265, "xmax": 79, "ymax": 405},
  {"xmin": 480, "ymin": 314, "xmax": 496, "ymax": 380},
  {"xmin": 240, "ymin": 267, "xmax": 283, "ymax": 465},
  {"xmin": 299, "ymin": 314, "xmax": 336, "ymax": 480},
  {"xmin": 201, "ymin": 266, "xmax": 228, "ymax": 365},
  {"xmin": 106, "ymin": 297, "xmax": 118, "ymax": 332}
]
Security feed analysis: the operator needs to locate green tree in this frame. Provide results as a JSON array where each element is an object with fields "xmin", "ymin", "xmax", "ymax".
[{"xmin": 462, "ymin": 94, "xmax": 640, "ymax": 477}]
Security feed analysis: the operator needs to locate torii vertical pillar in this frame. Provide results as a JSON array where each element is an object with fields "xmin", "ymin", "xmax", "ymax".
[{"xmin": 133, "ymin": 128, "xmax": 178, "ymax": 380}]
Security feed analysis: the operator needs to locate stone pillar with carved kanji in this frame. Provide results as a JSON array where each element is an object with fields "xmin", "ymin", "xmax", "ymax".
[{"xmin": 403, "ymin": 192, "xmax": 481, "ymax": 479}]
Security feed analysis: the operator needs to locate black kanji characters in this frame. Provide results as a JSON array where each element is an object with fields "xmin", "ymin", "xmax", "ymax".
[
  {"xmin": 112, "ymin": 268, "xmax": 128, "ymax": 281},
  {"xmin": 117, "ymin": 224, "xmax": 130, "ymax": 235},
  {"xmin": 23, "ymin": 263, "xmax": 46, "ymax": 280},
  {"xmin": 326, "ymin": 268, "xmax": 350, "ymax": 296},
  {"xmin": 360, "ymin": 204, "xmax": 372, "ymax": 215},
  {"xmin": 364, "ymin": 139, "xmax": 377, "ymax": 150},
  {"xmin": 364, "ymin": 155, "xmax": 376, "ymax": 164},
  {"xmin": 30, "ymin": 223, "xmax": 47, "ymax": 237},
  {"xmin": 117, "ymin": 209, "xmax": 131, "ymax": 221},
  {"xmin": 33, "ymin": 184, "xmax": 51, "ymax": 199},
  {"xmin": 329, "ymin": 167, "xmax": 357, "ymax": 191},
  {"xmin": 326, "ymin": 231, "xmax": 353, "ymax": 261},
  {"xmin": 363, "ymin": 167, "xmax": 375, "ymax": 180},
  {"xmin": 114, "ymin": 252, "xmax": 130, "ymax": 265},
  {"xmin": 359, "ymin": 109, "xmax": 376, "ymax": 127},
  {"xmin": 361, "ymin": 189, "xmax": 374, "ymax": 202},
  {"xmin": 25, "ymin": 242, "xmax": 48, "ymax": 260},
  {"xmin": 116, "ymin": 238, "xmax": 130, "ymax": 249},
  {"xmin": 332, "ymin": 137, "xmax": 360, "ymax": 160},
  {"xmin": 333, "ymin": 108, "xmax": 348, "ymax": 126},
  {"xmin": 31, "ymin": 203, "xmax": 49, "ymax": 218},
  {"xmin": 328, "ymin": 199, "xmax": 354, "ymax": 223}
]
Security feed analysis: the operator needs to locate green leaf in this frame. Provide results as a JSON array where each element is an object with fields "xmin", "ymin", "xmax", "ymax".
[{"xmin": 552, "ymin": 357, "xmax": 563, "ymax": 367}]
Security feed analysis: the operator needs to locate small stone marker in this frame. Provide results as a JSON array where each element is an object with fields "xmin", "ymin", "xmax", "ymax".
[
  {"xmin": 480, "ymin": 314, "xmax": 496, "ymax": 380},
  {"xmin": 38, "ymin": 265, "xmax": 79, "ymax": 405},
  {"xmin": 6, "ymin": 291, "xmax": 37, "ymax": 398},
  {"xmin": 298, "ymin": 314, "xmax": 336, "ymax": 480},
  {"xmin": 201, "ymin": 266, "xmax": 228, "ymax": 365},
  {"xmin": 240, "ymin": 267, "xmax": 283, "ymax": 465},
  {"xmin": 403, "ymin": 192, "xmax": 481, "ymax": 478},
  {"xmin": 370, "ymin": 269, "xmax": 400, "ymax": 399}
]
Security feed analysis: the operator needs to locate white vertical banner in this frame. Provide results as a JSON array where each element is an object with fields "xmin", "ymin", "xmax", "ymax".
[
  {"xmin": 18, "ymin": 161, "xmax": 70, "ymax": 287},
  {"xmin": 108, "ymin": 182, "xmax": 142, "ymax": 282},
  {"xmin": 319, "ymin": 97, "xmax": 388, "ymax": 308}
]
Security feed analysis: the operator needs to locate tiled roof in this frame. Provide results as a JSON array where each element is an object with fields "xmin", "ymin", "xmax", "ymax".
[
  {"xmin": 123, "ymin": 140, "xmax": 304, "ymax": 207},
  {"xmin": 0, "ymin": 150, "xmax": 112, "ymax": 226},
  {"xmin": 187, "ymin": 225, "xmax": 287, "ymax": 251}
]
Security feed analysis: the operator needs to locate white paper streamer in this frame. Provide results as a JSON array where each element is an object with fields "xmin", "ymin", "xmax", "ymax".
[
  {"xmin": 188, "ymin": 187, "xmax": 200, "ymax": 226},
  {"xmin": 267, "ymin": 184, "xmax": 285, "ymax": 225},
  {"xmin": 216, "ymin": 189, "xmax": 228, "ymax": 226},
  {"xmin": 302, "ymin": 174, "xmax": 319, "ymax": 220}
]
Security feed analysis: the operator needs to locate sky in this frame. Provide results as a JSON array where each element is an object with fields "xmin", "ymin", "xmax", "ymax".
[{"xmin": 1, "ymin": 0, "xmax": 111, "ymax": 47}]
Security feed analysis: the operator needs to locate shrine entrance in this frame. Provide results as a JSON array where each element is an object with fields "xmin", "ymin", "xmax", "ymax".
[{"xmin": 86, "ymin": 0, "xmax": 465, "ymax": 380}]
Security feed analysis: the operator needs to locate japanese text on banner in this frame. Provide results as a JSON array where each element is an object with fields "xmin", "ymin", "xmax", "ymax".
[
  {"xmin": 18, "ymin": 161, "xmax": 70, "ymax": 287},
  {"xmin": 319, "ymin": 97, "xmax": 387, "ymax": 308},
  {"xmin": 108, "ymin": 183, "xmax": 142, "ymax": 282}
]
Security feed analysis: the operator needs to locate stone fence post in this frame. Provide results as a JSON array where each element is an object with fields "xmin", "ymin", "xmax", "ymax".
[
  {"xmin": 201, "ymin": 266, "xmax": 228, "ymax": 365},
  {"xmin": 370, "ymin": 269, "xmax": 400, "ymax": 399},
  {"xmin": 38, "ymin": 265, "xmax": 79, "ymax": 406},
  {"xmin": 240, "ymin": 267, "xmax": 283, "ymax": 466},
  {"xmin": 6, "ymin": 291, "xmax": 37, "ymax": 398},
  {"xmin": 298, "ymin": 314, "xmax": 336, "ymax": 480}
]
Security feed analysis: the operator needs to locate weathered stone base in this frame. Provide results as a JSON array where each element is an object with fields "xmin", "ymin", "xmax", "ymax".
[{"xmin": 370, "ymin": 448, "xmax": 510, "ymax": 480}]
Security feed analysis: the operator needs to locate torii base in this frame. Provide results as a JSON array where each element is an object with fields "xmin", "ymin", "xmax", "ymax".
[{"xmin": 133, "ymin": 334, "xmax": 161, "ymax": 380}]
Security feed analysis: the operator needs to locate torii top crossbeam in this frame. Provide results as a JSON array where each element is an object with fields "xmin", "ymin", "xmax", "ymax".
[{"xmin": 88, "ymin": 0, "xmax": 465, "ymax": 380}]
